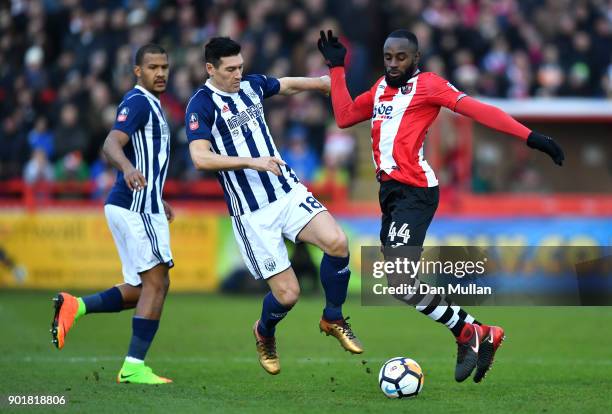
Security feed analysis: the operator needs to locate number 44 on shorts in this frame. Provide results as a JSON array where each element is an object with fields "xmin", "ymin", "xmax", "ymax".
[{"xmin": 388, "ymin": 221, "xmax": 410, "ymax": 244}]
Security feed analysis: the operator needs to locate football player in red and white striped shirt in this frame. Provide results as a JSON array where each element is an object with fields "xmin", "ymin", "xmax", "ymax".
[{"xmin": 318, "ymin": 29, "xmax": 564, "ymax": 383}]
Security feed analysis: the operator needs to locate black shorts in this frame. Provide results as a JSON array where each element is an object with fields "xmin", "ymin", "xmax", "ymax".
[{"xmin": 379, "ymin": 180, "xmax": 439, "ymax": 248}]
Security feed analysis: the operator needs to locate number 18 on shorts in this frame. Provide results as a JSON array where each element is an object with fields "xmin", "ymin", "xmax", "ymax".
[{"xmin": 230, "ymin": 183, "xmax": 326, "ymax": 280}]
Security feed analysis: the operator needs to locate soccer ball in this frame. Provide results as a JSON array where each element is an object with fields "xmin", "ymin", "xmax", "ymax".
[{"xmin": 378, "ymin": 357, "xmax": 424, "ymax": 399}]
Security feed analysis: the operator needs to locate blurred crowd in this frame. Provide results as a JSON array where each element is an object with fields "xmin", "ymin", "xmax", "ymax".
[{"xmin": 1, "ymin": 0, "xmax": 611, "ymax": 195}]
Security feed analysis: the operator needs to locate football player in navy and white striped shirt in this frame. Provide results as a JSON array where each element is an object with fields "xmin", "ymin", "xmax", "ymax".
[
  {"xmin": 51, "ymin": 44, "xmax": 174, "ymax": 385},
  {"xmin": 186, "ymin": 37, "xmax": 363, "ymax": 375}
]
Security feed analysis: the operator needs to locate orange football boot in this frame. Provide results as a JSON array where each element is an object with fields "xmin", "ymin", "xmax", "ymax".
[{"xmin": 50, "ymin": 292, "xmax": 80, "ymax": 349}]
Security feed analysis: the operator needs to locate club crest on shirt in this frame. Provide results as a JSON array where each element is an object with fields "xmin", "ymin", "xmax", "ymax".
[
  {"xmin": 247, "ymin": 90, "xmax": 258, "ymax": 101},
  {"xmin": 401, "ymin": 84, "xmax": 413, "ymax": 95},
  {"xmin": 117, "ymin": 107, "xmax": 129, "ymax": 122},
  {"xmin": 189, "ymin": 113, "xmax": 199, "ymax": 130}
]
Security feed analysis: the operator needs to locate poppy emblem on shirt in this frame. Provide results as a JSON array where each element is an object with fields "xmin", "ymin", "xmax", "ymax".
[
  {"xmin": 117, "ymin": 107, "xmax": 129, "ymax": 122},
  {"xmin": 222, "ymin": 104, "xmax": 230, "ymax": 113},
  {"xmin": 189, "ymin": 113, "xmax": 199, "ymax": 130},
  {"xmin": 401, "ymin": 84, "xmax": 413, "ymax": 95}
]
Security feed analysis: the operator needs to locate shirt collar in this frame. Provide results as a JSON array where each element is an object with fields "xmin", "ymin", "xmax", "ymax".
[
  {"xmin": 134, "ymin": 85, "xmax": 161, "ymax": 104},
  {"xmin": 205, "ymin": 79, "xmax": 239, "ymax": 97},
  {"xmin": 382, "ymin": 68, "xmax": 421, "ymax": 89}
]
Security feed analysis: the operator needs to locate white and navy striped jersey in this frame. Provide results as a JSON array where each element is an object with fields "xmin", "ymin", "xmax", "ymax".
[
  {"xmin": 185, "ymin": 75, "xmax": 299, "ymax": 216},
  {"xmin": 106, "ymin": 85, "xmax": 171, "ymax": 214}
]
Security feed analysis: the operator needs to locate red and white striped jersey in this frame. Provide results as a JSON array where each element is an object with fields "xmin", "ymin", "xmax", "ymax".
[{"xmin": 331, "ymin": 69, "xmax": 466, "ymax": 187}]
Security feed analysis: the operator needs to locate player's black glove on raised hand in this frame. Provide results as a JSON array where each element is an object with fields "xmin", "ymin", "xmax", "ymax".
[
  {"xmin": 526, "ymin": 131, "xmax": 565, "ymax": 166},
  {"xmin": 317, "ymin": 30, "xmax": 346, "ymax": 68}
]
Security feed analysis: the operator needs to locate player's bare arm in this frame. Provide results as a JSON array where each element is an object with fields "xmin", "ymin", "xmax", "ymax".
[
  {"xmin": 102, "ymin": 129, "xmax": 146, "ymax": 191},
  {"xmin": 189, "ymin": 139, "xmax": 285, "ymax": 176},
  {"xmin": 278, "ymin": 76, "xmax": 330, "ymax": 96}
]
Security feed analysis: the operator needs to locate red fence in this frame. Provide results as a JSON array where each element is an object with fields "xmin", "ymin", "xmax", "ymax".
[{"xmin": 1, "ymin": 178, "xmax": 610, "ymax": 216}]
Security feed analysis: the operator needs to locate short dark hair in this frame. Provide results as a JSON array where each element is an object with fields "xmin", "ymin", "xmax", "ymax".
[
  {"xmin": 135, "ymin": 44, "xmax": 167, "ymax": 66},
  {"xmin": 205, "ymin": 37, "xmax": 241, "ymax": 67},
  {"xmin": 387, "ymin": 30, "xmax": 419, "ymax": 50}
]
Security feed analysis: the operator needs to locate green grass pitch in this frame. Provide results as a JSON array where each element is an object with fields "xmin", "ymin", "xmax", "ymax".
[{"xmin": 0, "ymin": 291, "xmax": 611, "ymax": 413}]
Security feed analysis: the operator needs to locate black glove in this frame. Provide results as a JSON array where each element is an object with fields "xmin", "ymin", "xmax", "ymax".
[
  {"xmin": 526, "ymin": 131, "xmax": 565, "ymax": 166},
  {"xmin": 317, "ymin": 29, "xmax": 346, "ymax": 68}
]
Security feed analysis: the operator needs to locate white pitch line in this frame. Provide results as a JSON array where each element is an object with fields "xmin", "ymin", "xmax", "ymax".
[
  {"xmin": 0, "ymin": 356, "xmax": 611, "ymax": 366},
  {"xmin": 0, "ymin": 356, "xmax": 365, "ymax": 364}
]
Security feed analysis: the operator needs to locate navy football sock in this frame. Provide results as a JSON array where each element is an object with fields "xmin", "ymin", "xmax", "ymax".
[
  {"xmin": 320, "ymin": 253, "xmax": 350, "ymax": 321},
  {"xmin": 81, "ymin": 286, "xmax": 123, "ymax": 314},
  {"xmin": 127, "ymin": 316, "xmax": 159, "ymax": 361},
  {"xmin": 257, "ymin": 292, "xmax": 291, "ymax": 337}
]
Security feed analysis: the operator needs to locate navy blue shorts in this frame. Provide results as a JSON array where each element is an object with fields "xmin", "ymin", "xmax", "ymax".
[{"xmin": 378, "ymin": 181, "xmax": 439, "ymax": 248}]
